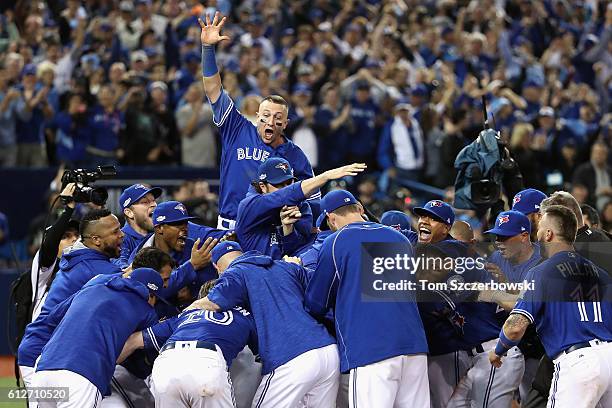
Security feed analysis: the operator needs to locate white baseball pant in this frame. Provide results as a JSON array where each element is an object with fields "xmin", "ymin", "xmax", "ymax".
[
  {"xmin": 251, "ymin": 344, "xmax": 340, "ymax": 408},
  {"xmin": 428, "ymin": 351, "xmax": 472, "ymax": 408},
  {"xmin": 336, "ymin": 373, "xmax": 350, "ymax": 408},
  {"xmin": 547, "ymin": 340, "xmax": 612, "ymax": 408},
  {"xmin": 31, "ymin": 369, "xmax": 102, "ymax": 408},
  {"xmin": 100, "ymin": 365, "xmax": 155, "ymax": 408},
  {"xmin": 229, "ymin": 347, "xmax": 262, "ymax": 408},
  {"xmin": 19, "ymin": 365, "xmax": 37, "ymax": 408},
  {"xmin": 348, "ymin": 353, "xmax": 430, "ymax": 408},
  {"xmin": 447, "ymin": 339, "xmax": 524, "ymax": 408},
  {"xmin": 150, "ymin": 344, "xmax": 234, "ymax": 408}
]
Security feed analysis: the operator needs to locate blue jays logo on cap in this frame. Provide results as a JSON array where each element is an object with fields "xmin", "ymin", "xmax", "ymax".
[
  {"xmin": 498, "ymin": 214, "xmax": 510, "ymax": 225},
  {"xmin": 430, "ymin": 200, "xmax": 444, "ymax": 207},
  {"xmin": 152, "ymin": 200, "xmax": 197, "ymax": 226},
  {"xmin": 174, "ymin": 203, "xmax": 187, "ymax": 214},
  {"xmin": 484, "ymin": 210, "xmax": 530, "ymax": 237},
  {"xmin": 513, "ymin": 194, "xmax": 521, "ymax": 206},
  {"xmin": 119, "ymin": 184, "xmax": 162, "ymax": 211},
  {"xmin": 275, "ymin": 162, "xmax": 290, "ymax": 173}
]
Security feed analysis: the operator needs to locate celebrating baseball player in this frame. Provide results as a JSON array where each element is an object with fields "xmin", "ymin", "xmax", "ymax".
[{"xmin": 199, "ymin": 12, "xmax": 319, "ymax": 230}]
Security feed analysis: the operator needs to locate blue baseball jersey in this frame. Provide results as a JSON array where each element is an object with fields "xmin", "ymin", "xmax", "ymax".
[
  {"xmin": 488, "ymin": 243, "xmax": 542, "ymax": 283},
  {"xmin": 306, "ymin": 222, "xmax": 428, "ymax": 372},
  {"xmin": 512, "ymin": 251, "xmax": 612, "ymax": 359},
  {"xmin": 115, "ymin": 223, "xmax": 147, "ymax": 269},
  {"xmin": 300, "ymin": 230, "xmax": 333, "ymax": 273},
  {"xmin": 210, "ymin": 90, "xmax": 318, "ymax": 220},
  {"xmin": 236, "ymin": 182, "xmax": 313, "ymax": 259},
  {"xmin": 36, "ymin": 276, "xmax": 158, "ymax": 396},
  {"xmin": 142, "ymin": 307, "xmax": 258, "ymax": 366},
  {"xmin": 207, "ymin": 251, "xmax": 335, "ymax": 374},
  {"xmin": 18, "ymin": 243, "xmax": 121, "ymax": 367}
]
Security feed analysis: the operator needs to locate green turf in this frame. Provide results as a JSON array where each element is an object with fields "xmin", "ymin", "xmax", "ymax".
[{"xmin": 0, "ymin": 377, "xmax": 26, "ymax": 408}]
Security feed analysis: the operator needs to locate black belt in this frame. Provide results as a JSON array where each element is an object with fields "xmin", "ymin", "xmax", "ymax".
[
  {"xmin": 160, "ymin": 340, "xmax": 217, "ymax": 353},
  {"xmin": 564, "ymin": 341, "xmax": 593, "ymax": 355}
]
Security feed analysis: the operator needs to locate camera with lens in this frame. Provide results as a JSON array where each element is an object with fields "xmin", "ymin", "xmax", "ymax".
[
  {"xmin": 61, "ymin": 165, "xmax": 117, "ymax": 206},
  {"xmin": 453, "ymin": 113, "xmax": 523, "ymax": 216}
]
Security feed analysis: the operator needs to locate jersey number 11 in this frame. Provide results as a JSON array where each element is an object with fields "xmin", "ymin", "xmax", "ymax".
[{"xmin": 577, "ymin": 302, "xmax": 603, "ymax": 323}]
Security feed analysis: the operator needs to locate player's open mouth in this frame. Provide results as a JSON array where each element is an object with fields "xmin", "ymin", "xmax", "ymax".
[
  {"xmin": 264, "ymin": 128, "xmax": 274, "ymax": 137},
  {"xmin": 418, "ymin": 227, "xmax": 431, "ymax": 241},
  {"xmin": 177, "ymin": 236, "xmax": 186, "ymax": 246}
]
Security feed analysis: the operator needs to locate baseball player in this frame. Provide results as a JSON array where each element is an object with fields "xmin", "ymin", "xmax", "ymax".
[
  {"xmin": 116, "ymin": 184, "xmax": 162, "ymax": 269},
  {"xmin": 128, "ymin": 201, "xmax": 220, "ymax": 310},
  {"xmin": 306, "ymin": 190, "xmax": 430, "ymax": 408},
  {"xmin": 380, "ymin": 210, "xmax": 417, "ymax": 244},
  {"xmin": 18, "ymin": 209, "xmax": 123, "ymax": 390},
  {"xmin": 118, "ymin": 282, "xmax": 258, "ymax": 408},
  {"xmin": 198, "ymin": 12, "xmax": 319, "ymax": 230},
  {"xmin": 408, "ymin": 200, "xmax": 472, "ymax": 408},
  {"xmin": 191, "ymin": 241, "xmax": 339, "ymax": 407},
  {"xmin": 511, "ymin": 188, "xmax": 547, "ymax": 242},
  {"xmin": 484, "ymin": 210, "xmax": 544, "ymax": 400},
  {"xmin": 31, "ymin": 268, "xmax": 164, "ymax": 407},
  {"xmin": 236, "ymin": 158, "xmax": 366, "ymax": 259},
  {"xmin": 490, "ymin": 204, "xmax": 612, "ymax": 407}
]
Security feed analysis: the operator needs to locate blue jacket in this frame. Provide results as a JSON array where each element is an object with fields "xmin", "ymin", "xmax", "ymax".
[
  {"xmin": 18, "ymin": 244, "xmax": 121, "ymax": 367},
  {"xmin": 187, "ymin": 221, "xmax": 230, "ymax": 242},
  {"xmin": 306, "ymin": 222, "xmax": 428, "ymax": 372},
  {"xmin": 236, "ymin": 182, "xmax": 313, "ymax": 259},
  {"xmin": 36, "ymin": 276, "xmax": 158, "ymax": 396},
  {"xmin": 208, "ymin": 251, "xmax": 335, "ymax": 374}
]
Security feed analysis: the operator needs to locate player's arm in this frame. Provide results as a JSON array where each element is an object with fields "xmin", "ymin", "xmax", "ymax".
[
  {"xmin": 300, "ymin": 163, "xmax": 367, "ymax": 198},
  {"xmin": 489, "ymin": 312, "xmax": 530, "ymax": 368},
  {"xmin": 305, "ymin": 236, "xmax": 338, "ymax": 316},
  {"xmin": 198, "ymin": 12, "xmax": 230, "ymax": 104},
  {"xmin": 117, "ymin": 332, "xmax": 144, "ymax": 364},
  {"xmin": 187, "ymin": 270, "xmax": 245, "ymax": 312},
  {"xmin": 477, "ymin": 290, "xmax": 520, "ymax": 311}
]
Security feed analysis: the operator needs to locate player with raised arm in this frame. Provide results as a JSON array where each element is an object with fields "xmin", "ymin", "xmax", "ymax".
[
  {"xmin": 199, "ymin": 12, "xmax": 319, "ymax": 230},
  {"xmin": 490, "ymin": 205, "xmax": 612, "ymax": 407}
]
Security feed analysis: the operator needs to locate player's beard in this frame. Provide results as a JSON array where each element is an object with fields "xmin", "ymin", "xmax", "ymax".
[
  {"xmin": 134, "ymin": 210, "xmax": 154, "ymax": 233},
  {"xmin": 102, "ymin": 241, "xmax": 121, "ymax": 258}
]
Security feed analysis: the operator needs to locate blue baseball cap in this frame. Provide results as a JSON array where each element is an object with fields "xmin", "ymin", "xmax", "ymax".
[
  {"xmin": 512, "ymin": 189, "xmax": 547, "ymax": 215},
  {"xmin": 321, "ymin": 190, "xmax": 358, "ymax": 215},
  {"xmin": 381, "ymin": 210, "xmax": 411, "ymax": 231},
  {"xmin": 211, "ymin": 241, "xmax": 243, "ymax": 264},
  {"xmin": 256, "ymin": 157, "xmax": 296, "ymax": 185},
  {"xmin": 128, "ymin": 267, "xmax": 163, "ymax": 295},
  {"xmin": 485, "ymin": 210, "xmax": 530, "ymax": 237},
  {"xmin": 152, "ymin": 201, "xmax": 197, "ymax": 226},
  {"xmin": 119, "ymin": 184, "xmax": 162, "ymax": 210},
  {"xmin": 413, "ymin": 200, "xmax": 455, "ymax": 225}
]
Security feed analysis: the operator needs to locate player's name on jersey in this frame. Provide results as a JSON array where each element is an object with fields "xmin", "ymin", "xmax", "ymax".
[{"xmin": 371, "ymin": 279, "xmax": 536, "ymax": 293}]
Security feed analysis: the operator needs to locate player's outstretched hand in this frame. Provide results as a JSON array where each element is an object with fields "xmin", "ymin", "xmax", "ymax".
[
  {"xmin": 198, "ymin": 11, "xmax": 230, "ymax": 46},
  {"xmin": 323, "ymin": 163, "xmax": 367, "ymax": 181},
  {"xmin": 190, "ymin": 237, "xmax": 219, "ymax": 269},
  {"xmin": 488, "ymin": 350, "xmax": 503, "ymax": 368}
]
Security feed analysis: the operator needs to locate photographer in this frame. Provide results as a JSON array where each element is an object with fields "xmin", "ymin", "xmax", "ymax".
[{"xmin": 30, "ymin": 182, "xmax": 80, "ymax": 321}]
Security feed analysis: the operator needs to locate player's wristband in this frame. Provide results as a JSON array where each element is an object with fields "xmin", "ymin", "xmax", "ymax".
[
  {"xmin": 495, "ymin": 329, "xmax": 519, "ymax": 356},
  {"xmin": 202, "ymin": 45, "xmax": 218, "ymax": 77}
]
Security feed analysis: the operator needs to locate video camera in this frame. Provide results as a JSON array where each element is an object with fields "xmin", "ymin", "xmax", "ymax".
[
  {"xmin": 453, "ymin": 97, "xmax": 523, "ymax": 215},
  {"xmin": 61, "ymin": 165, "xmax": 117, "ymax": 206}
]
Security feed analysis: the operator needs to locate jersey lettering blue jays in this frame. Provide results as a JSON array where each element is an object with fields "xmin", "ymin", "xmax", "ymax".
[{"xmin": 210, "ymin": 90, "xmax": 317, "ymax": 220}]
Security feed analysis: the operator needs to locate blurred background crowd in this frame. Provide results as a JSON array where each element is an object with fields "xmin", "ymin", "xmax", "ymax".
[{"xmin": 0, "ymin": 0, "xmax": 611, "ymax": 261}]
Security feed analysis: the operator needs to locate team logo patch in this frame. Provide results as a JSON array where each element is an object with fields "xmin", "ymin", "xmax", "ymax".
[
  {"xmin": 147, "ymin": 283, "xmax": 159, "ymax": 291},
  {"xmin": 123, "ymin": 198, "xmax": 132, "ymax": 207},
  {"xmin": 275, "ymin": 162, "xmax": 289, "ymax": 173},
  {"xmin": 174, "ymin": 203, "xmax": 187, "ymax": 214},
  {"xmin": 344, "ymin": 197, "xmax": 351, "ymax": 203},
  {"xmin": 513, "ymin": 194, "xmax": 521, "ymax": 206},
  {"xmin": 430, "ymin": 200, "xmax": 443, "ymax": 207},
  {"xmin": 259, "ymin": 173, "xmax": 267, "ymax": 180},
  {"xmin": 135, "ymin": 184, "xmax": 147, "ymax": 190},
  {"xmin": 498, "ymin": 215, "xmax": 510, "ymax": 225},
  {"xmin": 156, "ymin": 216, "xmax": 166, "ymax": 222}
]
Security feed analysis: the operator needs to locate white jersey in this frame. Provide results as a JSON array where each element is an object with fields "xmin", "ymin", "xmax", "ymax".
[{"xmin": 30, "ymin": 251, "xmax": 57, "ymax": 321}]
